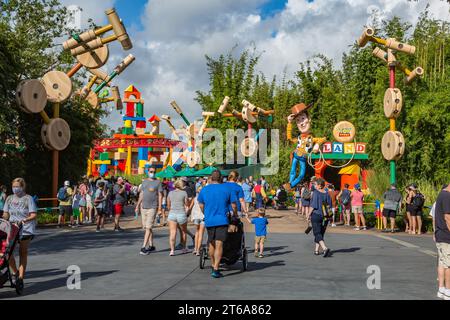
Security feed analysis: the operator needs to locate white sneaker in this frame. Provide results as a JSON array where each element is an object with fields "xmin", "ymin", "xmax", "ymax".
[
  {"xmin": 331, "ymin": 223, "xmax": 337, "ymax": 227},
  {"xmin": 437, "ymin": 291, "xmax": 445, "ymax": 299},
  {"xmin": 353, "ymin": 227, "xmax": 360, "ymax": 231}
]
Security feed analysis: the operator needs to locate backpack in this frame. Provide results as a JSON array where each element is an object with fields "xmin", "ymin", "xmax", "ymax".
[
  {"xmin": 301, "ymin": 188, "xmax": 311, "ymax": 200},
  {"xmin": 57, "ymin": 187, "xmax": 69, "ymax": 202},
  {"xmin": 341, "ymin": 189, "xmax": 351, "ymax": 205},
  {"xmin": 412, "ymin": 193, "xmax": 425, "ymax": 208}
]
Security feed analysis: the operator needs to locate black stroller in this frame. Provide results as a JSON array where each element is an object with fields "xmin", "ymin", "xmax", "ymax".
[
  {"xmin": 0, "ymin": 219, "xmax": 23, "ymax": 295},
  {"xmin": 199, "ymin": 218, "xmax": 248, "ymax": 272},
  {"xmin": 274, "ymin": 189, "xmax": 288, "ymax": 210}
]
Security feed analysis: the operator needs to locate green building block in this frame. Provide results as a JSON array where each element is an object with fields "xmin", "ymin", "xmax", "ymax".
[
  {"xmin": 122, "ymin": 128, "xmax": 134, "ymax": 135},
  {"xmin": 99, "ymin": 152, "xmax": 109, "ymax": 161}
]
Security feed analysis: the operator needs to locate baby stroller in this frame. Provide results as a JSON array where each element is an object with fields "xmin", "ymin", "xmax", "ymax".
[
  {"xmin": 274, "ymin": 189, "xmax": 288, "ymax": 210},
  {"xmin": 0, "ymin": 218, "xmax": 23, "ymax": 295},
  {"xmin": 199, "ymin": 217, "xmax": 248, "ymax": 272}
]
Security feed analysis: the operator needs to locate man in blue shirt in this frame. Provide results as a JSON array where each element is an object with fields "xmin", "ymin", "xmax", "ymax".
[
  {"xmin": 198, "ymin": 170, "xmax": 238, "ymax": 278},
  {"xmin": 226, "ymin": 171, "xmax": 247, "ymax": 217}
]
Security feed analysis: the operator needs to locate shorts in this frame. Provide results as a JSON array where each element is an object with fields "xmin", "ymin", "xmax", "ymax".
[
  {"xmin": 382, "ymin": 208, "xmax": 396, "ymax": 218},
  {"xmin": 352, "ymin": 205, "xmax": 363, "ymax": 213},
  {"xmin": 193, "ymin": 219, "xmax": 205, "ymax": 226},
  {"xmin": 162, "ymin": 204, "xmax": 167, "ymax": 210},
  {"xmin": 301, "ymin": 199, "xmax": 310, "ymax": 207},
  {"xmin": 168, "ymin": 212, "xmax": 188, "ymax": 225},
  {"xmin": 409, "ymin": 207, "xmax": 422, "ymax": 217},
  {"xmin": 207, "ymin": 225, "xmax": 228, "ymax": 243},
  {"xmin": 255, "ymin": 235, "xmax": 266, "ymax": 243},
  {"xmin": 406, "ymin": 204, "xmax": 414, "ymax": 213},
  {"xmin": 436, "ymin": 242, "xmax": 450, "ymax": 268},
  {"xmin": 141, "ymin": 208, "xmax": 157, "ymax": 230},
  {"xmin": 95, "ymin": 207, "xmax": 105, "ymax": 216},
  {"xmin": 72, "ymin": 208, "xmax": 80, "ymax": 217},
  {"xmin": 341, "ymin": 203, "xmax": 351, "ymax": 211},
  {"xmin": 295, "ymin": 197, "xmax": 301, "ymax": 204},
  {"xmin": 59, "ymin": 205, "xmax": 72, "ymax": 216},
  {"xmin": 114, "ymin": 203, "xmax": 124, "ymax": 216},
  {"xmin": 79, "ymin": 198, "xmax": 86, "ymax": 207},
  {"xmin": 19, "ymin": 235, "xmax": 34, "ymax": 243}
]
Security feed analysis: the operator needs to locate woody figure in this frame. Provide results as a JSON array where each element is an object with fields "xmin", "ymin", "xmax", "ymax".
[{"xmin": 285, "ymin": 103, "xmax": 326, "ymax": 190}]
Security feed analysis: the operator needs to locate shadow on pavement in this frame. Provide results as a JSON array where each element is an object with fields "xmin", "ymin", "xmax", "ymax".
[
  {"xmin": 0, "ymin": 269, "xmax": 118, "ymax": 299},
  {"xmin": 28, "ymin": 229, "xmax": 167, "ymax": 256},
  {"xmin": 329, "ymin": 247, "xmax": 361, "ymax": 257},
  {"xmin": 223, "ymin": 260, "xmax": 286, "ymax": 277}
]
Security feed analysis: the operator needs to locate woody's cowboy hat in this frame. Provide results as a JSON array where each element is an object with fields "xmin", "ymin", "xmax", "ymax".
[{"xmin": 291, "ymin": 102, "xmax": 313, "ymax": 116}]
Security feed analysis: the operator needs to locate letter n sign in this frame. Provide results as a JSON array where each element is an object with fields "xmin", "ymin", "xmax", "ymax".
[{"xmin": 332, "ymin": 142, "xmax": 343, "ymax": 153}]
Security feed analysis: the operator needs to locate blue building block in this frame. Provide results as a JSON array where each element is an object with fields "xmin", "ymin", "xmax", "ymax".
[
  {"xmin": 332, "ymin": 142, "xmax": 344, "ymax": 153},
  {"xmin": 122, "ymin": 116, "xmax": 146, "ymax": 122},
  {"xmin": 138, "ymin": 147, "xmax": 148, "ymax": 161}
]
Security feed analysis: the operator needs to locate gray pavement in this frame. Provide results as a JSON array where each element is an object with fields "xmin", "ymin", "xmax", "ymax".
[{"xmin": 0, "ymin": 222, "xmax": 439, "ymax": 300}]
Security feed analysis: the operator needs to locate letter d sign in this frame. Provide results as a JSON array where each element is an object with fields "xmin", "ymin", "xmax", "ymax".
[{"xmin": 67, "ymin": 265, "xmax": 81, "ymax": 290}]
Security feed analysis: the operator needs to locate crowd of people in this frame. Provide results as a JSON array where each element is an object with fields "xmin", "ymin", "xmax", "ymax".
[{"xmin": 0, "ymin": 171, "xmax": 449, "ymax": 295}]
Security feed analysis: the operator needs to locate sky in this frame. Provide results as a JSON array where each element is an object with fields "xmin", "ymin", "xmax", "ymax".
[{"xmin": 60, "ymin": 0, "xmax": 450, "ymax": 135}]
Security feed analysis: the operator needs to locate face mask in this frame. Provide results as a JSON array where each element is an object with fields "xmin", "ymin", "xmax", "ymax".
[
  {"xmin": 12, "ymin": 187, "xmax": 23, "ymax": 195},
  {"xmin": 148, "ymin": 173, "xmax": 155, "ymax": 179}
]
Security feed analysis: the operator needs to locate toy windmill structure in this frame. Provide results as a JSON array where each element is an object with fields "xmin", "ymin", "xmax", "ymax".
[
  {"xmin": 217, "ymin": 96, "xmax": 274, "ymax": 164},
  {"xmin": 357, "ymin": 27, "xmax": 423, "ymax": 185},
  {"xmin": 15, "ymin": 8, "xmax": 134, "ymax": 205},
  {"xmin": 168, "ymin": 100, "xmax": 202, "ymax": 168}
]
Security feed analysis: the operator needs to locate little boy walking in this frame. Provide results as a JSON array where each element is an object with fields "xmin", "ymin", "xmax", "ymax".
[{"xmin": 245, "ymin": 208, "xmax": 268, "ymax": 258}]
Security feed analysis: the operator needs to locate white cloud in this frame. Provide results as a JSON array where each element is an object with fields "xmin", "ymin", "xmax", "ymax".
[{"xmin": 62, "ymin": 0, "xmax": 450, "ymax": 135}]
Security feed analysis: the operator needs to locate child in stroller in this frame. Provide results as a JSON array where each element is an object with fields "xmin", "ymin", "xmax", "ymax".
[{"xmin": 0, "ymin": 218, "xmax": 23, "ymax": 295}]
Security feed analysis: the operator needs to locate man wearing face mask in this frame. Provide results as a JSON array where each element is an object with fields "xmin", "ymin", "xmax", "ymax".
[
  {"xmin": 284, "ymin": 103, "xmax": 326, "ymax": 191},
  {"xmin": 135, "ymin": 166, "xmax": 163, "ymax": 255}
]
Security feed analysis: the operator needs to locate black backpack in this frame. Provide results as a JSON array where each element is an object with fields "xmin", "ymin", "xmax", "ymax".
[{"xmin": 412, "ymin": 193, "xmax": 425, "ymax": 208}]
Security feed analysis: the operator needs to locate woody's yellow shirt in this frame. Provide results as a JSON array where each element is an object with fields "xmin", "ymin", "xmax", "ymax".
[{"xmin": 287, "ymin": 122, "xmax": 326, "ymax": 157}]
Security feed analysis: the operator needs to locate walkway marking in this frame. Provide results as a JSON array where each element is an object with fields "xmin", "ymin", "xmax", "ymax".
[
  {"xmin": 374, "ymin": 234, "xmax": 437, "ymax": 257},
  {"xmin": 374, "ymin": 234, "xmax": 420, "ymax": 248}
]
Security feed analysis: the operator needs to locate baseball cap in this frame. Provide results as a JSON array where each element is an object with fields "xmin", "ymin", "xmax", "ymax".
[
  {"xmin": 181, "ymin": 177, "xmax": 188, "ymax": 182},
  {"xmin": 64, "ymin": 181, "xmax": 70, "ymax": 186}
]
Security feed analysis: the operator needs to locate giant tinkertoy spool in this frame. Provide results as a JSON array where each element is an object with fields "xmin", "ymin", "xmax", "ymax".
[
  {"xmin": 15, "ymin": 7, "xmax": 134, "ymax": 205},
  {"xmin": 356, "ymin": 26, "xmax": 423, "ymax": 184}
]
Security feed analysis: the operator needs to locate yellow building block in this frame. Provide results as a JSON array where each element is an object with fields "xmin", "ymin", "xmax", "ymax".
[
  {"xmin": 344, "ymin": 143, "xmax": 356, "ymax": 154},
  {"xmin": 93, "ymin": 160, "xmax": 111, "ymax": 165},
  {"xmin": 114, "ymin": 152, "xmax": 127, "ymax": 160},
  {"xmin": 118, "ymin": 148, "xmax": 125, "ymax": 153},
  {"xmin": 135, "ymin": 128, "xmax": 145, "ymax": 135},
  {"xmin": 139, "ymin": 160, "xmax": 147, "ymax": 168},
  {"xmin": 124, "ymin": 120, "xmax": 132, "ymax": 128}
]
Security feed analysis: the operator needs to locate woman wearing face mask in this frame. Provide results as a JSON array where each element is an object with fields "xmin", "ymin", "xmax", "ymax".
[{"xmin": 2, "ymin": 178, "xmax": 38, "ymax": 293}]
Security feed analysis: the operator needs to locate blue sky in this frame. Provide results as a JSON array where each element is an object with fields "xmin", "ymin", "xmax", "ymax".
[
  {"xmin": 111, "ymin": 0, "xmax": 300, "ymax": 28},
  {"xmin": 61, "ymin": 0, "xmax": 450, "ymax": 132}
]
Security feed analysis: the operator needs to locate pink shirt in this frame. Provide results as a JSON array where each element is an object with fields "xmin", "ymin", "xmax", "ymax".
[{"xmin": 351, "ymin": 190, "xmax": 364, "ymax": 206}]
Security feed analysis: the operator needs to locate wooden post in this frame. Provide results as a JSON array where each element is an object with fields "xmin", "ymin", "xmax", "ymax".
[
  {"xmin": 389, "ymin": 65, "xmax": 396, "ymax": 185},
  {"xmin": 247, "ymin": 122, "xmax": 252, "ymax": 165},
  {"xmin": 126, "ymin": 145, "xmax": 132, "ymax": 175}
]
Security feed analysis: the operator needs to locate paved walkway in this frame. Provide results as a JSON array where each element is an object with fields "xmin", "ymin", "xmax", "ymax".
[{"xmin": 0, "ymin": 208, "xmax": 438, "ymax": 300}]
